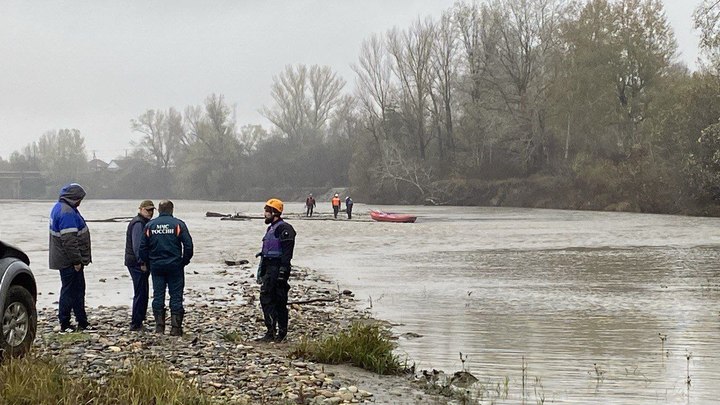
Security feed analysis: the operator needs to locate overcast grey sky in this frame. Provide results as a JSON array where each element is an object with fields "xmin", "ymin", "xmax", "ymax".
[{"xmin": 0, "ymin": 0, "xmax": 703, "ymax": 161}]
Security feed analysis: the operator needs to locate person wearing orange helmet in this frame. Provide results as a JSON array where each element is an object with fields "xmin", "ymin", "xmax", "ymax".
[
  {"xmin": 256, "ymin": 198, "xmax": 296, "ymax": 342},
  {"xmin": 331, "ymin": 193, "xmax": 341, "ymax": 219}
]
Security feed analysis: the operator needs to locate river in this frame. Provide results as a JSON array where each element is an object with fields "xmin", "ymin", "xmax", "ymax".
[{"xmin": 2, "ymin": 199, "xmax": 720, "ymax": 403}]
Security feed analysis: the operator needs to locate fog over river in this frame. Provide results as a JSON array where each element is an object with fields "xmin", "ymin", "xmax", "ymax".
[{"xmin": 3, "ymin": 199, "xmax": 720, "ymax": 403}]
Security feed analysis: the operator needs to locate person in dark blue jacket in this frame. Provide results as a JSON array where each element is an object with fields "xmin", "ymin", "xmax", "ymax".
[
  {"xmin": 345, "ymin": 196, "xmax": 354, "ymax": 219},
  {"xmin": 125, "ymin": 199, "xmax": 155, "ymax": 331},
  {"xmin": 139, "ymin": 200, "xmax": 193, "ymax": 336},
  {"xmin": 49, "ymin": 183, "xmax": 93, "ymax": 332},
  {"xmin": 256, "ymin": 198, "xmax": 296, "ymax": 342}
]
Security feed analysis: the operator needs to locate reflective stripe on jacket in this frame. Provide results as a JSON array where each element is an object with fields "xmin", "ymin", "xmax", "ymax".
[
  {"xmin": 139, "ymin": 213, "xmax": 193, "ymax": 269},
  {"xmin": 49, "ymin": 200, "xmax": 91, "ymax": 269}
]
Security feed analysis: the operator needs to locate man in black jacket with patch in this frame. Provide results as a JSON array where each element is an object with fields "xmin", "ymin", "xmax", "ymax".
[
  {"xmin": 125, "ymin": 200, "xmax": 155, "ymax": 331},
  {"xmin": 139, "ymin": 200, "xmax": 193, "ymax": 336},
  {"xmin": 256, "ymin": 198, "xmax": 296, "ymax": 342}
]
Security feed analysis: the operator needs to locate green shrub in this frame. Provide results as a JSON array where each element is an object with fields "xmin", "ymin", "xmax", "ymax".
[
  {"xmin": 99, "ymin": 362, "xmax": 213, "ymax": 405},
  {"xmin": 290, "ymin": 322, "xmax": 405, "ymax": 375},
  {"xmin": 0, "ymin": 356, "xmax": 84, "ymax": 405},
  {"xmin": 0, "ymin": 355, "xmax": 214, "ymax": 405}
]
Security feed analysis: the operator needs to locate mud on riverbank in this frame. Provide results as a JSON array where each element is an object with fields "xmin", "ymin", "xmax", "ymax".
[{"xmin": 32, "ymin": 265, "xmax": 449, "ymax": 404}]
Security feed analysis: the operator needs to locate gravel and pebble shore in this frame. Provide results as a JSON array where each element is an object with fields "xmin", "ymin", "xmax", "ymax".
[{"xmin": 34, "ymin": 265, "xmax": 448, "ymax": 404}]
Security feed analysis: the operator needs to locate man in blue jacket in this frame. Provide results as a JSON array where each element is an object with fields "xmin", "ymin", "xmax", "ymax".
[
  {"xmin": 49, "ymin": 183, "xmax": 93, "ymax": 332},
  {"xmin": 139, "ymin": 200, "xmax": 193, "ymax": 336},
  {"xmin": 345, "ymin": 196, "xmax": 354, "ymax": 219},
  {"xmin": 125, "ymin": 199, "xmax": 155, "ymax": 331}
]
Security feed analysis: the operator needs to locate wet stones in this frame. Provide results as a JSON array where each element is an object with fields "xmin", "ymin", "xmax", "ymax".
[{"xmin": 31, "ymin": 265, "xmax": 392, "ymax": 404}]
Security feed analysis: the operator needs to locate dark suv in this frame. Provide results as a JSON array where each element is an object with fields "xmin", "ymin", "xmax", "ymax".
[{"xmin": 0, "ymin": 241, "xmax": 37, "ymax": 359}]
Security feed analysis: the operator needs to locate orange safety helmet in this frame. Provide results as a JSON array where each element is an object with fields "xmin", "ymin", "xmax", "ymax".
[{"xmin": 264, "ymin": 198, "xmax": 284, "ymax": 214}]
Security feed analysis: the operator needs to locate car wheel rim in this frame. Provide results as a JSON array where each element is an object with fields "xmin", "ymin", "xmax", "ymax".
[{"xmin": 2, "ymin": 302, "xmax": 29, "ymax": 347}]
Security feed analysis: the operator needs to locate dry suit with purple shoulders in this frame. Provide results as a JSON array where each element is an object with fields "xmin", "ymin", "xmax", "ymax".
[
  {"xmin": 259, "ymin": 218, "xmax": 296, "ymax": 341},
  {"xmin": 49, "ymin": 183, "xmax": 92, "ymax": 331}
]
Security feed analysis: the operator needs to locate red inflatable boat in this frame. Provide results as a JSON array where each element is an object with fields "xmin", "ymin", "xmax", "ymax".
[{"xmin": 369, "ymin": 210, "xmax": 417, "ymax": 223}]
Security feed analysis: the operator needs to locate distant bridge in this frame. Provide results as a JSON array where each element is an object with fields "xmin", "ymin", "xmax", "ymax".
[{"xmin": 0, "ymin": 171, "xmax": 43, "ymax": 199}]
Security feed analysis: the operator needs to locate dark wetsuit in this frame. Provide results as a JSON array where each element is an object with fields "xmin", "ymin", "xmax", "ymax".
[{"xmin": 259, "ymin": 219, "xmax": 296, "ymax": 340}]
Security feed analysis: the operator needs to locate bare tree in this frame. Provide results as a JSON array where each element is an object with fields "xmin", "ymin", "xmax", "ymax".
[
  {"xmin": 694, "ymin": 0, "xmax": 720, "ymax": 69},
  {"xmin": 479, "ymin": 0, "xmax": 565, "ymax": 172},
  {"xmin": 237, "ymin": 124, "xmax": 268, "ymax": 156},
  {"xmin": 184, "ymin": 95, "xmax": 238, "ymax": 155},
  {"xmin": 131, "ymin": 108, "xmax": 185, "ymax": 170},
  {"xmin": 179, "ymin": 94, "xmax": 243, "ymax": 196},
  {"xmin": 327, "ymin": 94, "xmax": 360, "ymax": 140},
  {"xmin": 262, "ymin": 64, "xmax": 308, "ymax": 141},
  {"xmin": 454, "ymin": 2, "xmax": 504, "ymax": 169},
  {"xmin": 373, "ymin": 142, "xmax": 448, "ymax": 203},
  {"xmin": 555, "ymin": 0, "xmax": 627, "ymax": 160},
  {"xmin": 353, "ymin": 34, "xmax": 396, "ymax": 144},
  {"xmin": 35, "ymin": 129, "xmax": 88, "ymax": 185},
  {"xmin": 308, "ymin": 65, "xmax": 345, "ymax": 131},
  {"xmin": 261, "ymin": 64, "xmax": 345, "ymax": 142},
  {"xmin": 387, "ymin": 18, "xmax": 436, "ymax": 160},
  {"xmin": 611, "ymin": 0, "xmax": 677, "ymax": 152},
  {"xmin": 429, "ymin": 10, "xmax": 458, "ymax": 161}
]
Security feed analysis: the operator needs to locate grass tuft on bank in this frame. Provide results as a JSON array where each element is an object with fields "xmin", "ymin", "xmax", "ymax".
[
  {"xmin": 0, "ymin": 355, "xmax": 214, "ymax": 405},
  {"xmin": 291, "ymin": 322, "xmax": 405, "ymax": 375}
]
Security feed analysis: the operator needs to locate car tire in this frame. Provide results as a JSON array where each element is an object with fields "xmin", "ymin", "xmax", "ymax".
[{"xmin": 0, "ymin": 285, "xmax": 37, "ymax": 359}]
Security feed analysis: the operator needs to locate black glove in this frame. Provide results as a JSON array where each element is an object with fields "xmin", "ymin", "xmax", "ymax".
[
  {"xmin": 278, "ymin": 266, "xmax": 291, "ymax": 282},
  {"xmin": 256, "ymin": 262, "xmax": 265, "ymax": 285}
]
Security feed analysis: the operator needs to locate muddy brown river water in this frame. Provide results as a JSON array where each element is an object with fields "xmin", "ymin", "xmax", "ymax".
[{"xmin": 3, "ymin": 199, "xmax": 720, "ymax": 403}]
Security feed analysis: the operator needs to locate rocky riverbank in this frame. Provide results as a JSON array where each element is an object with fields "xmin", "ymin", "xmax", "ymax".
[{"xmin": 33, "ymin": 265, "xmax": 449, "ymax": 404}]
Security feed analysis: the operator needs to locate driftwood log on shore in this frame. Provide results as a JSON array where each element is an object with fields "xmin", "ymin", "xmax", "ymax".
[
  {"xmin": 288, "ymin": 297, "xmax": 337, "ymax": 305},
  {"xmin": 86, "ymin": 216, "xmax": 133, "ymax": 223},
  {"xmin": 285, "ymin": 212, "xmax": 373, "ymax": 222},
  {"xmin": 224, "ymin": 259, "xmax": 249, "ymax": 266},
  {"xmin": 206, "ymin": 211, "xmax": 262, "ymax": 220},
  {"xmin": 205, "ymin": 211, "xmax": 230, "ymax": 217},
  {"xmin": 207, "ymin": 211, "xmax": 371, "ymax": 222}
]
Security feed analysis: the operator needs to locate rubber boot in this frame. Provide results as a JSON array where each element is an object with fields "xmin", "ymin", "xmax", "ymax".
[
  {"xmin": 275, "ymin": 329, "xmax": 287, "ymax": 342},
  {"xmin": 255, "ymin": 331, "xmax": 274, "ymax": 342},
  {"xmin": 170, "ymin": 312, "xmax": 184, "ymax": 336},
  {"xmin": 153, "ymin": 309, "xmax": 166, "ymax": 334}
]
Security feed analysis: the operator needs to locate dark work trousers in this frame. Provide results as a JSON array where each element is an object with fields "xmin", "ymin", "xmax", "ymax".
[
  {"xmin": 333, "ymin": 206, "xmax": 339, "ymax": 218},
  {"xmin": 346, "ymin": 206, "xmax": 353, "ymax": 219},
  {"xmin": 306, "ymin": 205, "xmax": 314, "ymax": 217},
  {"xmin": 58, "ymin": 266, "xmax": 88, "ymax": 328},
  {"xmin": 150, "ymin": 266, "xmax": 185, "ymax": 314},
  {"xmin": 260, "ymin": 265, "xmax": 290, "ymax": 336},
  {"xmin": 127, "ymin": 265, "xmax": 150, "ymax": 327}
]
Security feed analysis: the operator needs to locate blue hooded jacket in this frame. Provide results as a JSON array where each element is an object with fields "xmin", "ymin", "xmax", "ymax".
[{"xmin": 49, "ymin": 183, "xmax": 92, "ymax": 269}]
